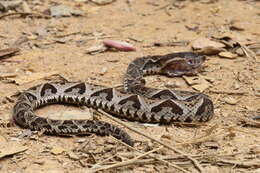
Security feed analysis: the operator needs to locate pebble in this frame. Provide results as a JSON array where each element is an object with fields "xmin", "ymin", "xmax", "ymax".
[
  {"xmin": 100, "ymin": 67, "xmax": 107, "ymax": 75},
  {"xmin": 218, "ymin": 52, "xmax": 237, "ymax": 59},
  {"xmin": 86, "ymin": 44, "xmax": 107, "ymax": 55},
  {"xmin": 51, "ymin": 146, "xmax": 65, "ymax": 155},
  {"xmin": 255, "ymin": 88, "xmax": 260, "ymax": 97},
  {"xmin": 233, "ymin": 82, "xmax": 240, "ymax": 90},
  {"xmin": 68, "ymin": 152, "xmax": 80, "ymax": 160},
  {"xmin": 50, "ymin": 5, "xmax": 83, "ymax": 17}
]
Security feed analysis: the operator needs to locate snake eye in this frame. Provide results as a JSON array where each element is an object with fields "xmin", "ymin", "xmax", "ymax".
[
  {"xmin": 187, "ymin": 59, "xmax": 193, "ymax": 65},
  {"xmin": 186, "ymin": 55, "xmax": 205, "ymax": 68}
]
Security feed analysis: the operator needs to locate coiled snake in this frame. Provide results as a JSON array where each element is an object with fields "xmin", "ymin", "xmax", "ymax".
[{"xmin": 13, "ymin": 52, "xmax": 214, "ymax": 146}]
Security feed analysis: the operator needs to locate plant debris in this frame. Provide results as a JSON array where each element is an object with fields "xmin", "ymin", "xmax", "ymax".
[{"xmin": 0, "ymin": 0, "xmax": 259, "ymax": 172}]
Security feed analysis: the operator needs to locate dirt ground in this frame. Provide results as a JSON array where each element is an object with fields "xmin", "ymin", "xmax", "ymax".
[{"xmin": 0, "ymin": 0, "xmax": 260, "ymax": 172}]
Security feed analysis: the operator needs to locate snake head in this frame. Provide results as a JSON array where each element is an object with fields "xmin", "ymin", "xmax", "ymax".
[{"xmin": 161, "ymin": 53, "xmax": 206, "ymax": 77}]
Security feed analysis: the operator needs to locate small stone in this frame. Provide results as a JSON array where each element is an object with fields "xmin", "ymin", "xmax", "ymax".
[
  {"xmin": 50, "ymin": 5, "xmax": 83, "ymax": 17},
  {"xmin": 255, "ymin": 88, "xmax": 260, "ymax": 97},
  {"xmin": 223, "ymin": 97, "xmax": 238, "ymax": 105},
  {"xmin": 218, "ymin": 52, "xmax": 237, "ymax": 59},
  {"xmin": 68, "ymin": 152, "xmax": 79, "ymax": 160},
  {"xmin": 91, "ymin": 0, "xmax": 115, "ymax": 5},
  {"xmin": 100, "ymin": 67, "xmax": 107, "ymax": 75},
  {"xmin": 233, "ymin": 82, "xmax": 240, "ymax": 90},
  {"xmin": 51, "ymin": 146, "xmax": 65, "ymax": 155},
  {"xmin": 200, "ymin": 75, "xmax": 215, "ymax": 83},
  {"xmin": 86, "ymin": 44, "xmax": 107, "ymax": 55}
]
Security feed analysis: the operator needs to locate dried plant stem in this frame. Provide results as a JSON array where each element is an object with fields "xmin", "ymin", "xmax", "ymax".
[
  {"xmin": 97, "ymin": 109, "xmax": 205, "ymax": 173},
  {"xmin": 90, "ymin": 146, "xmax": 164, "ymax": 172}
]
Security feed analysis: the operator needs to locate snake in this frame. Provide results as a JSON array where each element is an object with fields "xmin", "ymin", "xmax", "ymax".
[{"xmin": 13, "ymin": 52, "xmax": 214, "ymax": 146}]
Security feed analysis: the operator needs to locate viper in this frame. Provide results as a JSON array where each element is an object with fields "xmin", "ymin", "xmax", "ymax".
[{"xmin": 13, "ymin": 52, "xmax": 214, "ymax": 146}]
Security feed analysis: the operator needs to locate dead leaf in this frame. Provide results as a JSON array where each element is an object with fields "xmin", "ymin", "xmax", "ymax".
[
  {"xmin": 192, "ymin": 37, "xmax": 225, "ymax": 50},
  {"xmin": 86, "ymin": 44, "xmax": 107, "ymax": 55},
  {"xmin": 103, "ymin": 40, "xmax": 136, "ymax": 51},
  {"xmin": 196, "ymin": 46, "xmax": 224, "ymax": 55},
  {"xmin": 14, "ymin": 71, "xmax": 58, "ymax": 85},
  {"xmin": 0, "ymin": 142, "xmax": 28, "ymax": 159},
  {"xmin": 183, "ymin": 76, "xmax": 211, "ymax": 92},
  {"xmin": 219, "ymin": 51, "xmax": 237, "ymax": 59},
  {"xmin": 182, "ymin": 76, "xmax": 201, "ymax": 85}
]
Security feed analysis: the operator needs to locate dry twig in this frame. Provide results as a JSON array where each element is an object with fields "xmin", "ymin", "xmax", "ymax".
[
  {"xmin": 0, "ymin": 12, "xmax": 50, "ymax": 19},
  {"xmin": 90, "ymin": 146, "xmax": 164, "ymax": 172},
  {"xmin": 95, "ymin": 111, "xmax": 189, "ymax": 173},
  {"xmin": 97, "ymin": 109, "xmax": 205, "ymax": 173},
  {"xmin": 238, "ymin": 116, "xmax": 260, "ymax": 128}
]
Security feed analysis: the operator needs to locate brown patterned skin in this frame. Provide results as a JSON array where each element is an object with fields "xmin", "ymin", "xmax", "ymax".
[{"xmin": 13, "ymin": 52, "xmax": 214, "ymax": 146}]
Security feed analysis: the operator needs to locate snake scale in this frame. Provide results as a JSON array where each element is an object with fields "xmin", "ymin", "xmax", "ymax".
[{"xmin": 13, "ymin": 52, "xmax": 214, "ymax": 146}]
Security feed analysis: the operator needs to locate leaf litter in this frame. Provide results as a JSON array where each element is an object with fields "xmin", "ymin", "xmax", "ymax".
[{"xmin": 0, "ymin": 0, "xmax": 259, "ymax": 173}]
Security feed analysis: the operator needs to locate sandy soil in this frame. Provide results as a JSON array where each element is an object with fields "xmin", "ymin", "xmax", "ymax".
[{"xmin": 0, "ymin": 0, "xmax": 259, "ymax": 172}]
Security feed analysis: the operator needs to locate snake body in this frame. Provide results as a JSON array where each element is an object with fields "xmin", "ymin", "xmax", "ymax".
[{"xmin": 13, "ymin": 52, "xmax": 214, "ymax": 146}]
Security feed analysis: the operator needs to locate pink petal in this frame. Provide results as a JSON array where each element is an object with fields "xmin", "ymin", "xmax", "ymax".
[{"xmin": 103, "ymin": 40, "xmax": 136, "ymax": 51}]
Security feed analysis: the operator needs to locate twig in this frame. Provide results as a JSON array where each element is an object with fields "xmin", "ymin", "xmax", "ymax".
[
  {"xmin": 0, "ymin": 12, "xmax": 50, "ymax": 19},
  {"xmin": 217, "ymin": 159, "xmax": 260, "ymax": 168},
  {"xmin": 96, "ymin": 112, "xmax": 189, "ymax": 173},
  {"xmin": 240, "ymin": 44, "xmax": 257, "ymax": 61},
  {"xmin": 90, "ymin": 146, "xmax": 164, "ymax": 172},
  {"xmin": 104, "ymin": 158, "xmax": 192, "ymax": 167},
  {"xmin": 175, "ymin": 129, "xmax": 225, "ymax": 146},
  {"xmin": 238, "ymin": 116, "xmax": 260, "ymax": 128},
  {"xmin": 97, "ymin": 109, "xmax": 205, "ymax": 173},
  {"xmin": 0, "ymin": 48, "xmax": 20, "ymax": 59}
]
